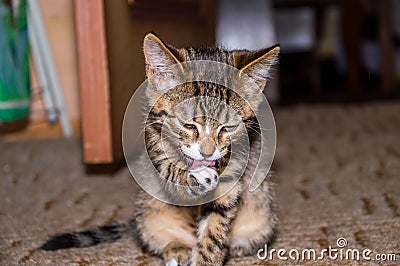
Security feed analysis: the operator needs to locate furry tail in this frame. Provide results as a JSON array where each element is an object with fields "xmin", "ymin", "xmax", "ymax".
[{"xmin": 41, "ymin": 220, "xmax": 136, "ymax": 251}]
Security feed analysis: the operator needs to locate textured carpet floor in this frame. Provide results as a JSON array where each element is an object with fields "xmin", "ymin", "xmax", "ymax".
[{"xmin": 1, "ymin": 102, "xmax": 400, "ymax": 265}]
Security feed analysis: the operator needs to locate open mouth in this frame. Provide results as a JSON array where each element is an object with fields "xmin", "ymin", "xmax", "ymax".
[
  {"xmin": 182, "ymin": 154, "xmax": 217, "ymax": 169},
  {"xmin": 191, "ymin": 159, "xmax": 216, "ymax": 169}
]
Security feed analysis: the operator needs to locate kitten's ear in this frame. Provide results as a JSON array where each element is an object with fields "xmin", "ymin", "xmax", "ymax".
[
  {"xmin": 143, "ymin": 33, "xmax": 184, "ymax": 77},
  {"xmin": 234, "ymin": 45, "xmax": 280, "ymax": 91}
]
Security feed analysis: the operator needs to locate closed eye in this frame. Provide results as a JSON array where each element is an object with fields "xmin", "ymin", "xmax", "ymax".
[
  {"xmin": 181, "ymin": 123, "xmax": 199, "ymax": 139},
  {"xmin": 183, "ymin": 124, "xmax": 198, "ymax": 131},
  {"xmin": 220, "ymin": 125, "xmax": 238, "ymax": 133},
  {"xmin": 177, "ymin": 117, "xmax": 197, "ymax": 130}
]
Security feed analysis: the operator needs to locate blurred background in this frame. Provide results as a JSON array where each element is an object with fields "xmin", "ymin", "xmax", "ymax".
[
  {"xmin": 1, "ymin": 0, "xmax": 399, "ymax": 166},
  {"xmin": 1, "ymin": 1, "xmax": 399, "ymax": 264}
]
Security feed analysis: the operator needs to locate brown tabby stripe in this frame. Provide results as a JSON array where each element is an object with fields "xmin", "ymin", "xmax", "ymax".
[
  {"xmin": 208, "ymin": 232, "xmax": 227, "ymax": 250},
  {"xmin": 201, "ymin": 199, "xmax": 240, "ymax": 218},
  {"xmin": 149, "ymin": 110, "xmax": 168, "ymax": 118},
  {"xmin": 199, "ymin": 249, "xmax": 212, "ymax": 263}
]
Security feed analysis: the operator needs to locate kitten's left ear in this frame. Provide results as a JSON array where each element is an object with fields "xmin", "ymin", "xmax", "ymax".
[{"xmin": 234, "ymin": 45, "xmax": 280, "ymax": 91}]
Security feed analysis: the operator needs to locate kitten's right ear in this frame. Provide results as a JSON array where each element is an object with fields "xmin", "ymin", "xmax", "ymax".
[
  {"xmin": 234, "ymin": 45, "xmax": 280, "ymax": 92},
  {"xmin": 143, "ymin": 33, "xmax": 184, "ymax": 77}
]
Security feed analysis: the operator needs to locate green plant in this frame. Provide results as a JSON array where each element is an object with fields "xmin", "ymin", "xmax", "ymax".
[{"xmin": 0, "ymin": 0, "xmax": 30, "ymax": 122}]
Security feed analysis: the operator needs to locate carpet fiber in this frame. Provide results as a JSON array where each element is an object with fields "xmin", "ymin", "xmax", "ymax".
[{"xmin": 1, "ymin": 102, "xmax": 400, "ymax": 265}]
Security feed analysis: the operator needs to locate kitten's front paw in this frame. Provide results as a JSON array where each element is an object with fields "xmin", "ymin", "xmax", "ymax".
[
  {"xmin": 187, "ymin": 167, "xmax": 219, "ymax": 195},
  {"xmin": 163, "ymin": 243, "xmax": 192, "ymax": 266}
]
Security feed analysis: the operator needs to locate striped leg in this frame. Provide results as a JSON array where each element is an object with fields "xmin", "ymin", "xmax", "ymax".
[{"xmin": 190, "ymin": 184, "xmax": 242, "ymax": 266}]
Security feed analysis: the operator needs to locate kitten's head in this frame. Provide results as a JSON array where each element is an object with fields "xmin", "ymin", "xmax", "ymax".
[{"xmin": 143, "ymin": 33, "xmax": 279, "ymax": 174}]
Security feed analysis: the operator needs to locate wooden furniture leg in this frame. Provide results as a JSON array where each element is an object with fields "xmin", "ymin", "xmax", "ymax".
[
  {"xmin": 342, "ymin": 0, "xmax": 362, "ymax": 98},
  {"xmin": 74, "ymin": 0, "xmax": 113, "ymax": 163}
]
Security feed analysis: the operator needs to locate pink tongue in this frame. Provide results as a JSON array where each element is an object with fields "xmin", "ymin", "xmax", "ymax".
[{"xmin": 192, "ymin": 160, "xmax": 216, "ymax": 168}]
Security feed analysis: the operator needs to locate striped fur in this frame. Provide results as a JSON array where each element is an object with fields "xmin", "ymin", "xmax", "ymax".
[
  {"xmin": 138, "ymin": 34, "xmax": 279, "ymax": 265},
  {"xmin": 41, "ymin": 33, "xmax": 279, "ymax": 266},
  {"xmin": 41, "ymin": 221, "xmax": 136, "ymax": 251}
]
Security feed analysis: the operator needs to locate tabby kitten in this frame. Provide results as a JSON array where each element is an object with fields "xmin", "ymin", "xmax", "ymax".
[{"xmin": 42, "ymin": 33, "xmax": 279, "ymax": 266}]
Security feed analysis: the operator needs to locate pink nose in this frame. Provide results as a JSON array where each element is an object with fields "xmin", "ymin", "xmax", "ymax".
[{"xmin": 200, "ymin": 138, "xmax": 215, "ymax": 157}]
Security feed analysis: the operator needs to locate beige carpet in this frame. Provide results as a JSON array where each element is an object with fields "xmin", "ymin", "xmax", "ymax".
[{"xmin": 1, "ymin": 102, "xmax": 400, "ymax": 265}]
